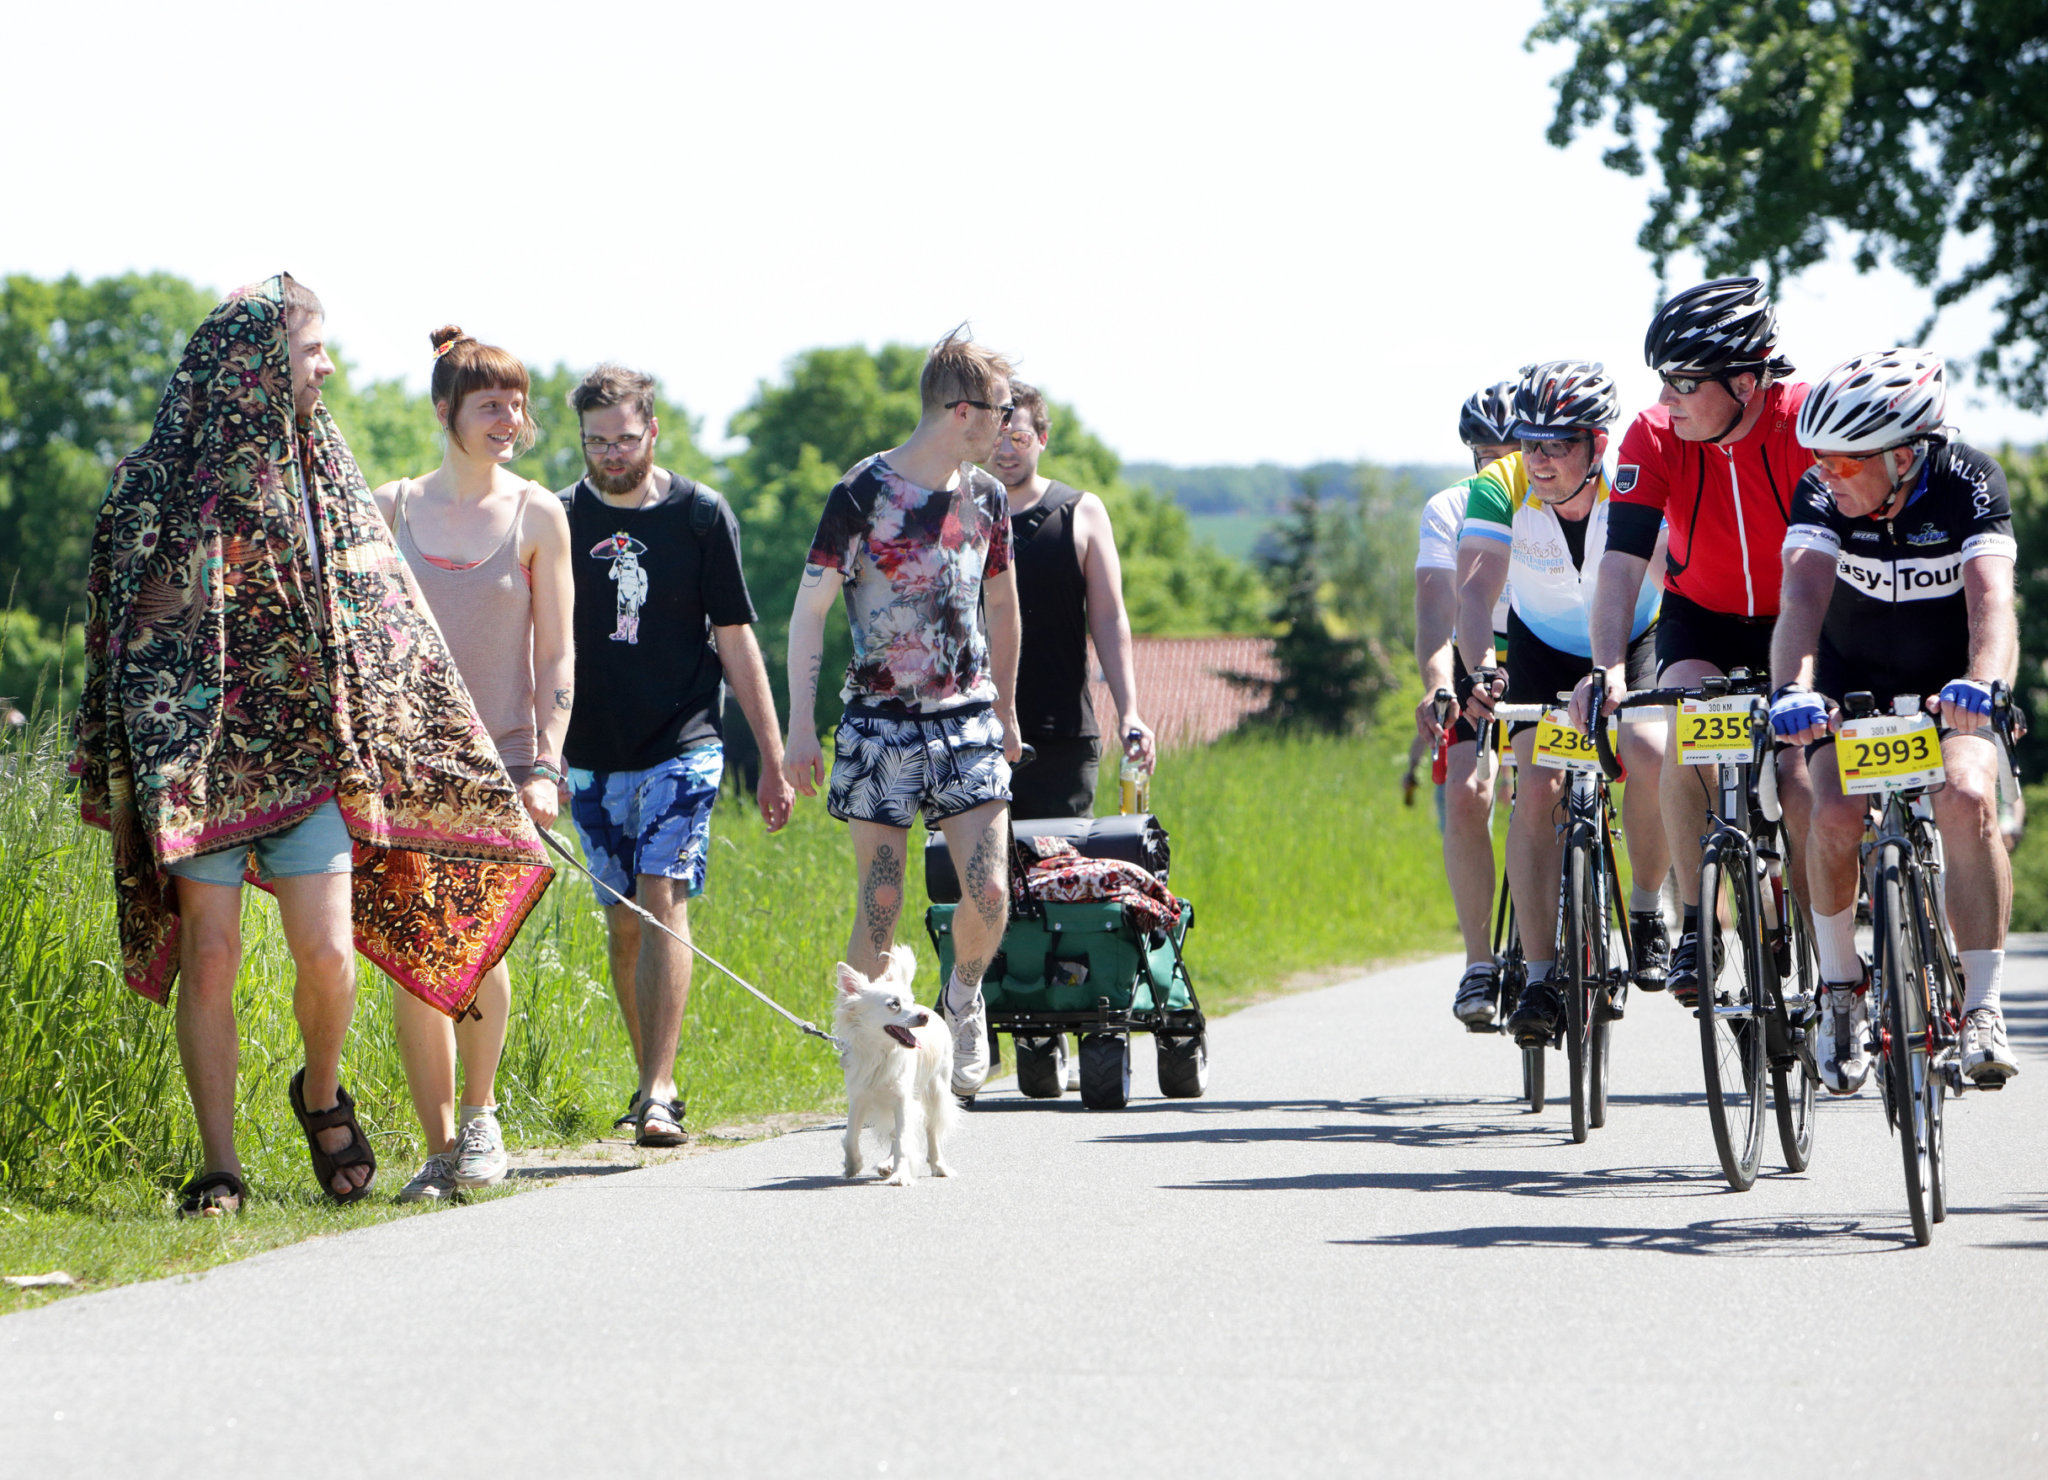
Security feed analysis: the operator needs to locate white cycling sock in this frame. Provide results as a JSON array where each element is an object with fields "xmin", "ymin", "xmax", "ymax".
[
  {"xmin": 1814, "ymin": 907, "xmax": 1860, "ymax": 986},
  {"xmin": 1525, "ymin": 960, "xmax": 1553, "ymax": 985},
  {"xmin": 1960, "ymin": 949, "xmax": 2004, "ymax": 1015},
  {"xmin": 945, "ymin": 971, "xmax": 981, "ymax": 1016},
  {"xmin": 1629, "ymin": 885, "xmax": 1663, "ymax": 916}
]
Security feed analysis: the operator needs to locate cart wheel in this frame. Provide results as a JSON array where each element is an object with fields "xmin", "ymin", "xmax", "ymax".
[
  {"xmin": 1015, "ymin": 1036, "xmax": 1067, "ymax": 1099},
  {"xmin": 1156, "ymin": 1032, "xmax": 1209, "ymax": 1098},
  {"xmin": 1078, "ymin": 1032, "xmax": 1132, "ymax": 1109}
]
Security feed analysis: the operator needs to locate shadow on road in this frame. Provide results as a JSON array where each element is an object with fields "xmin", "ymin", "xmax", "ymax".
[
  {"xmin": 1089, "ymin": 1095, "xmax": 1683, "ymax": 1150},
  {"xmin": 1164, "ymin": 1163, "xmax": 1730, "ymax": 1199},
  {"xmin": 1337, "ymin": 1214, "xmax": 1916, "ymax": 1257}
]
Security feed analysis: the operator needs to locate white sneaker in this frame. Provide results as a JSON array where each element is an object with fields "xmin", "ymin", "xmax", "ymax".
[
  {"xmin": 1962, "ymin": 1006, "xmax": 2019, "ymax": 1085},
  {"xmin": 451, "ymin": 1112, "xmax": 510, "ymax": 1188},
  {"xmin": 396, "ymin": 1153, "xmax": 458, "ymax": 1204},
  {"xmin": 1818, "ymin": 979, "xmax": 1871, "ymax": 1095},
  {"xmin": 942, "ymin": 990, "xmax": 990, "ymax": 1098}
]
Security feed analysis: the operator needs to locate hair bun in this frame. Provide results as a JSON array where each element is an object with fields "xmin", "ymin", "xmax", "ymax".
[{"xmin": 429, "ymin": 324, "xmax": 468, "ymax": 353}]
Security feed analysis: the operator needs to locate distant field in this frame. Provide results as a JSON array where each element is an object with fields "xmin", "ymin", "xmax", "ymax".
[{"xmin": 1186, "ymin": 513, "xmax": 1274, "ymax": 561}]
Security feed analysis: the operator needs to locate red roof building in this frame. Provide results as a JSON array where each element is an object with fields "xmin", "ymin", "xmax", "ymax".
[{"xmin": 1089, "ymin": 636, "xmax": 1277, "ymax": 751}]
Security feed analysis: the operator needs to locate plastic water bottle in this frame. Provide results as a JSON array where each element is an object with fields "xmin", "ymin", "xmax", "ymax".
[{"xmin": 1118, "ymin": 730, "xmax": 1150, "ymax": 815}]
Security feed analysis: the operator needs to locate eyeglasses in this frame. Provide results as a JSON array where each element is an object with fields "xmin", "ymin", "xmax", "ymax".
[
  {"xmin": 1519, "ymin": 436, "xmax": 1586, "ymax": 462},
  {"xmin": 945, "ymin": 400, "xmax": 1016, "ymax": 425},
  {"xmin": 997, "ymin": 426, "xmax": 1039, "ymax": 448},
  {"xmin": 582, "ymin": 429, "xmax": 649, "ymax": 455},
  {"xmin": 1659, "ymin": 372, "xmax": 1712, "ymax": 396}
]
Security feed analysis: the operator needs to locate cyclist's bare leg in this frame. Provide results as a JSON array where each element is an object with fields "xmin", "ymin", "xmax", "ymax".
[
  {"xmin": 1657, "ymin": 657, "xmax": 1725, "ymax": 908},
  {"xmin": 1932, "ymin": 733, "xmax": 2009, "ymax": 953},
  {"xmin": 1504, "ymin": 728, "xmax": 1564, "ymax": 972},
  {"xmin": 1616, "ymin": 714, "xmax": 1671, "ymax": 892},
  {"xmin": 1805, "ymin": 745, "xmax": 1864, "ymax": 920},
  {"xmin": 1442, "ymin": 738, "xmax": 1496, "ymax": 964}
]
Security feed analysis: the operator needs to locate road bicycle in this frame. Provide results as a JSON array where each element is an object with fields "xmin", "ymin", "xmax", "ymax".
[
  {"xmin": 1609, "ymin": 670, "xmax": 1818, "ymax": 1191},
  {"xmin": 1840, "ymin": 686, "xmax": 2020, "ymax": 1246},
  {"xmin": 1480, "ymin": 694, "xmax": 1632, "ymax": 1143}
]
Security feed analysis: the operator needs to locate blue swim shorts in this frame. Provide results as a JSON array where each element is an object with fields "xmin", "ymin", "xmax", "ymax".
[
  {"xmin": 164, "ymin": 800, "xmax": 354, "ymax": 888},
  {"xmin": 567, "ymin": 744, "xmax": 724, "ymax": 905}
]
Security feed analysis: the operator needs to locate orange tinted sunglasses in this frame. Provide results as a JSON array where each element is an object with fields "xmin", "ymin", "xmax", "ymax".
[{"xmin": 1815, "ymin": 452, "xmax": 1874, "ymax": 478}]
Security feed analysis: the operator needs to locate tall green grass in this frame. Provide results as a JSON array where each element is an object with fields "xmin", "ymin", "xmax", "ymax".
[{"xmin": 1, "ymin": 706, "xmax": 1453, "ymax": 1217}]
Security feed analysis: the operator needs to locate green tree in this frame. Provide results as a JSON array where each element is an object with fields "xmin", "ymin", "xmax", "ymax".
[
  {"xmin": 2000, "ymin": 442, "xmax": 2048, "ymax": 778},
  {"xmin": 1237, "ymin": 484, "xmax": 1383, "ymax": 734},
  {"xmin": 1531, "ymin": 0, "xmax": 2048, "ymax": 406},
  {"xmin": 0, "ymin": 272, "xmax": 216, "ymax": 633}
]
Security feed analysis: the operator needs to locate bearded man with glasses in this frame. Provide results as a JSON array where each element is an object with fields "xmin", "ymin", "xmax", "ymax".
[
  {"xmin": 1575, "ymin": 278, "xmax": 1819, "ymax": 1010},
  {"xmin": 556, "ymin": 364, "xmax": 794, "ymax": 1147},
  {"xmin": 1457, "ymin": 361, "xmax": 1673, "ymax": 1045}
]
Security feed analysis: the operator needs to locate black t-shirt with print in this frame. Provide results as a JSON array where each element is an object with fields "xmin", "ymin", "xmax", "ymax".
[
  {"xmin": 1782, "ymin": 441, "xmax": 2016, "ymax": 702},
  {"xmin": 558, "ymin": 472, "xmax": 757, "ymax": 772}
]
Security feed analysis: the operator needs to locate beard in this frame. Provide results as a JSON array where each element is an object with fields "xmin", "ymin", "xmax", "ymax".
[{"xmin": 587, "ymin": 443, "xmax": 657, "ymax": 497}]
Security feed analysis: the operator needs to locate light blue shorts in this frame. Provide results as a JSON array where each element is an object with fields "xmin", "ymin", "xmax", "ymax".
[{"xmin": 165, "ymin": 800, "xmax": 354, "ymax": 888}]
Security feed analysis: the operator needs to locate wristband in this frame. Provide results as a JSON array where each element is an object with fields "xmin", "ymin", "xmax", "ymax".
[{"xmin": 529, "ymin": 757, "xmax": 566, "ymax": 785}]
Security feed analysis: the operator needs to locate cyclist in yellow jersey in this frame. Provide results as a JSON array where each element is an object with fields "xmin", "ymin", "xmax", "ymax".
[{"xmin": 1457, "ymin": 361, "xmax": 1672, "ymax": 1045}]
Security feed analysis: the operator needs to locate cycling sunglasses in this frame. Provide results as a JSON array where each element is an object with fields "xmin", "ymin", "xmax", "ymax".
[
  {"xmin": 1519, "ymin": 435, "xmax": 1586, "ymax": 461},
  {"xmin": 1814, "ymin": 443, "xmax": 1914, "ymax": 479}
]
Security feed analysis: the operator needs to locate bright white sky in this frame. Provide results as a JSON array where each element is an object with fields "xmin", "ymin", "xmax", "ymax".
[{"xmin": 7, "ymin": 0, "xmax": 2043, "ymax": 468}]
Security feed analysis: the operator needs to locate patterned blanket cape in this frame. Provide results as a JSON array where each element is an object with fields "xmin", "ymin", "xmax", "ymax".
[{"xmin": 70, "ymin": 276, "xmax": 552, "ymax": 1017}]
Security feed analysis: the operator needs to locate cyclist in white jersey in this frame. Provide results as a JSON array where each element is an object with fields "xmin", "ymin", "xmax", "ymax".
[
  {"xmin": 1414, "ymin": 382, "xmax": 1519, "ymax": 1022},
  {"xmin": 1458, "ymin": 361, "xmax": 1673, "ymax": 1045}
]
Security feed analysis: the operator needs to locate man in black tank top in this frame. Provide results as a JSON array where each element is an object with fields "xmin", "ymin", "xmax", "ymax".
[{"xmin": 988, "ymin": 384, "xmax": 1154, "ymax": 818}]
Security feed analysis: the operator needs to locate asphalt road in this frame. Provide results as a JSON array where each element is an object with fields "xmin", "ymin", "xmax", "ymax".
[{"xmin": 5, "ymin": 939, "xmax": 2046, "ymax": 1478}]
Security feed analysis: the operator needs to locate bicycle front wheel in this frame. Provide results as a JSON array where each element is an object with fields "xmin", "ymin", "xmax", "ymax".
[
  {"xmin": 1698, "ymin": 851, "xmax": 1767, "ymax": 1190},
  {"xmin": 1877, "ymin": 852, "xmax": 1939, "ymax": 1245},
  {"xmin": 1770, "ymin": 881, "xmax": 1818, "ymax": 1172},
  {"xmin": 1563, "ymin": 840, "xmax": 1600, "ymax": 1144}
]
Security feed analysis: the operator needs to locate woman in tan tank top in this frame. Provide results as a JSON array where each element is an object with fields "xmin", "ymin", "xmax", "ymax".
[{"xmin": 373, "ymin": 325, "xmax": 575, "ymax": 1202}]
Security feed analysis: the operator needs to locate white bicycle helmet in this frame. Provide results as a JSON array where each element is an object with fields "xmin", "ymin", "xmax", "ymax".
[{"xmin": 1796, "ymin": 349, "xmax": 1948, "ymax": 453}]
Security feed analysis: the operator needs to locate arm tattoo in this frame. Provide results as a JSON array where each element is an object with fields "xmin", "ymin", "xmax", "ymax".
[
  {"xmin": 553, "ymin": 686, "xmax": 572, "ymax": 711},
  {"xmin": 861, "ymin": 842, "xmax": 903, "ymax": 955}
]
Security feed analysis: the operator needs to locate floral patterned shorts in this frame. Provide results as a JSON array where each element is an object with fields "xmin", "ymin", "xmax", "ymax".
[
  {"xmin": 827, "ymin": 704, "xmax": 1011, "ymax": 829},
  {"xmin": 567, "ymin": 744, "xmax": 725, "ymax": 904}
]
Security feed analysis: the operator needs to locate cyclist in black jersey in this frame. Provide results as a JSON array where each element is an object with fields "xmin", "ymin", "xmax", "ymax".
[{"xmin": 1768, "ymin": 350, "xmax": 2020, "ymax": 1092}]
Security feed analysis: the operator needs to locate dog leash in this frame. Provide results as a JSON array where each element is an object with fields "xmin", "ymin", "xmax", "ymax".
[{"xmin": 537, "ymin": 827, "xmax": 844, "ymax": 1052}]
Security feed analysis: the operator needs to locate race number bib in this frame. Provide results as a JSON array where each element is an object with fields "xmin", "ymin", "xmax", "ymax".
[
  {"xmin": 1676, "ymin": 697, "xmax": 1754, "ymax": 767},
  {"xmin": 1532, "ymin": 709, "xmax": 1600, "ymax": 772},
  {"xmin": 1837, "ymin": 712, "xmax": 1944, "ymax": 795}
]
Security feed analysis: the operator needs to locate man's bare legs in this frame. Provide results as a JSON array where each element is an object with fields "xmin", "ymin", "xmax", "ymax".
[
  {"xmin": 392, "ymin": 956, "xmax": 511, "ymax": 1154},
  {"xmin": 1440, "ymin": 739, "xmax": 1496, "ymax": 965},
  {"xmin": 1657, "ymin": 658, "xmax": 1724, "ymax": 914},
  {"xmin": 605, "ymin": 875, "xmax": 693, "ymax": 1109},
  {"xmin": 1616, "ymin": 718, "xmax": 1673, "ymax": 897},
  {"xmin": 175, "ymin": 872, "xmax": 365, "ymax": 1199},
  {"xmin": 842, "ymin": 810, "xmax": 1011, "ymax": 988},
  {"xmin": 1503, "ymin": 729, "xmax": 1565, "ymax": 979}
]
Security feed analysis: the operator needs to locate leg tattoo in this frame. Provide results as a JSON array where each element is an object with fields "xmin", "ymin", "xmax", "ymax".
[{"xmin": 861, "ymin": 842, "xmax": 903, "ymax": 957}]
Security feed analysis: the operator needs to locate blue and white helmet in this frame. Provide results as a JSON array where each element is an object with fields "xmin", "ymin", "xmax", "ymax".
[
  {"xmin": 1796, "ymin": 349, "xmax": 1947, "ymax": 454},
  {"xmin": 1458, "ymin": 381, "xmax": 1519, "ymax": 448}
]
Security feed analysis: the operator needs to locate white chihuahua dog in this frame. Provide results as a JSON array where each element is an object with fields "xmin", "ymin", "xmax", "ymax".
[{"xmin": 834, "ymin": 945, "xmax": 957, "ymax": 1185}]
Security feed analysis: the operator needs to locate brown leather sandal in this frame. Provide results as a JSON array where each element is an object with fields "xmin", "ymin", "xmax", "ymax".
[
  {"xmin": 177, "ymin": 1170, "xmax": 245, "ymax": 1218},
  {"xmin": 289, "ymin": 1068, "xmax": 377, "ymax": 1205}
]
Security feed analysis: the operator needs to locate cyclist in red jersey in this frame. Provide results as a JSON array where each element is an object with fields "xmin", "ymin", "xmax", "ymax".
[{"xmin": 1574, "ymin": 278, "xmax": 1819, "ymax": 1007}]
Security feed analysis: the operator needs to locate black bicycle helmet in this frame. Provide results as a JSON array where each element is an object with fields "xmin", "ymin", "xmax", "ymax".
[
  {"xmin": 1511, "ymin": 360, "xmax": 1618, "ymax": 439},
  {"xmin": 1458, "ymin": 381, "xmax": 1519, "ymax": 448},
  {"xmin": 1644, "ymin": 277, "xmax": 1793, "ymax": 379}
]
